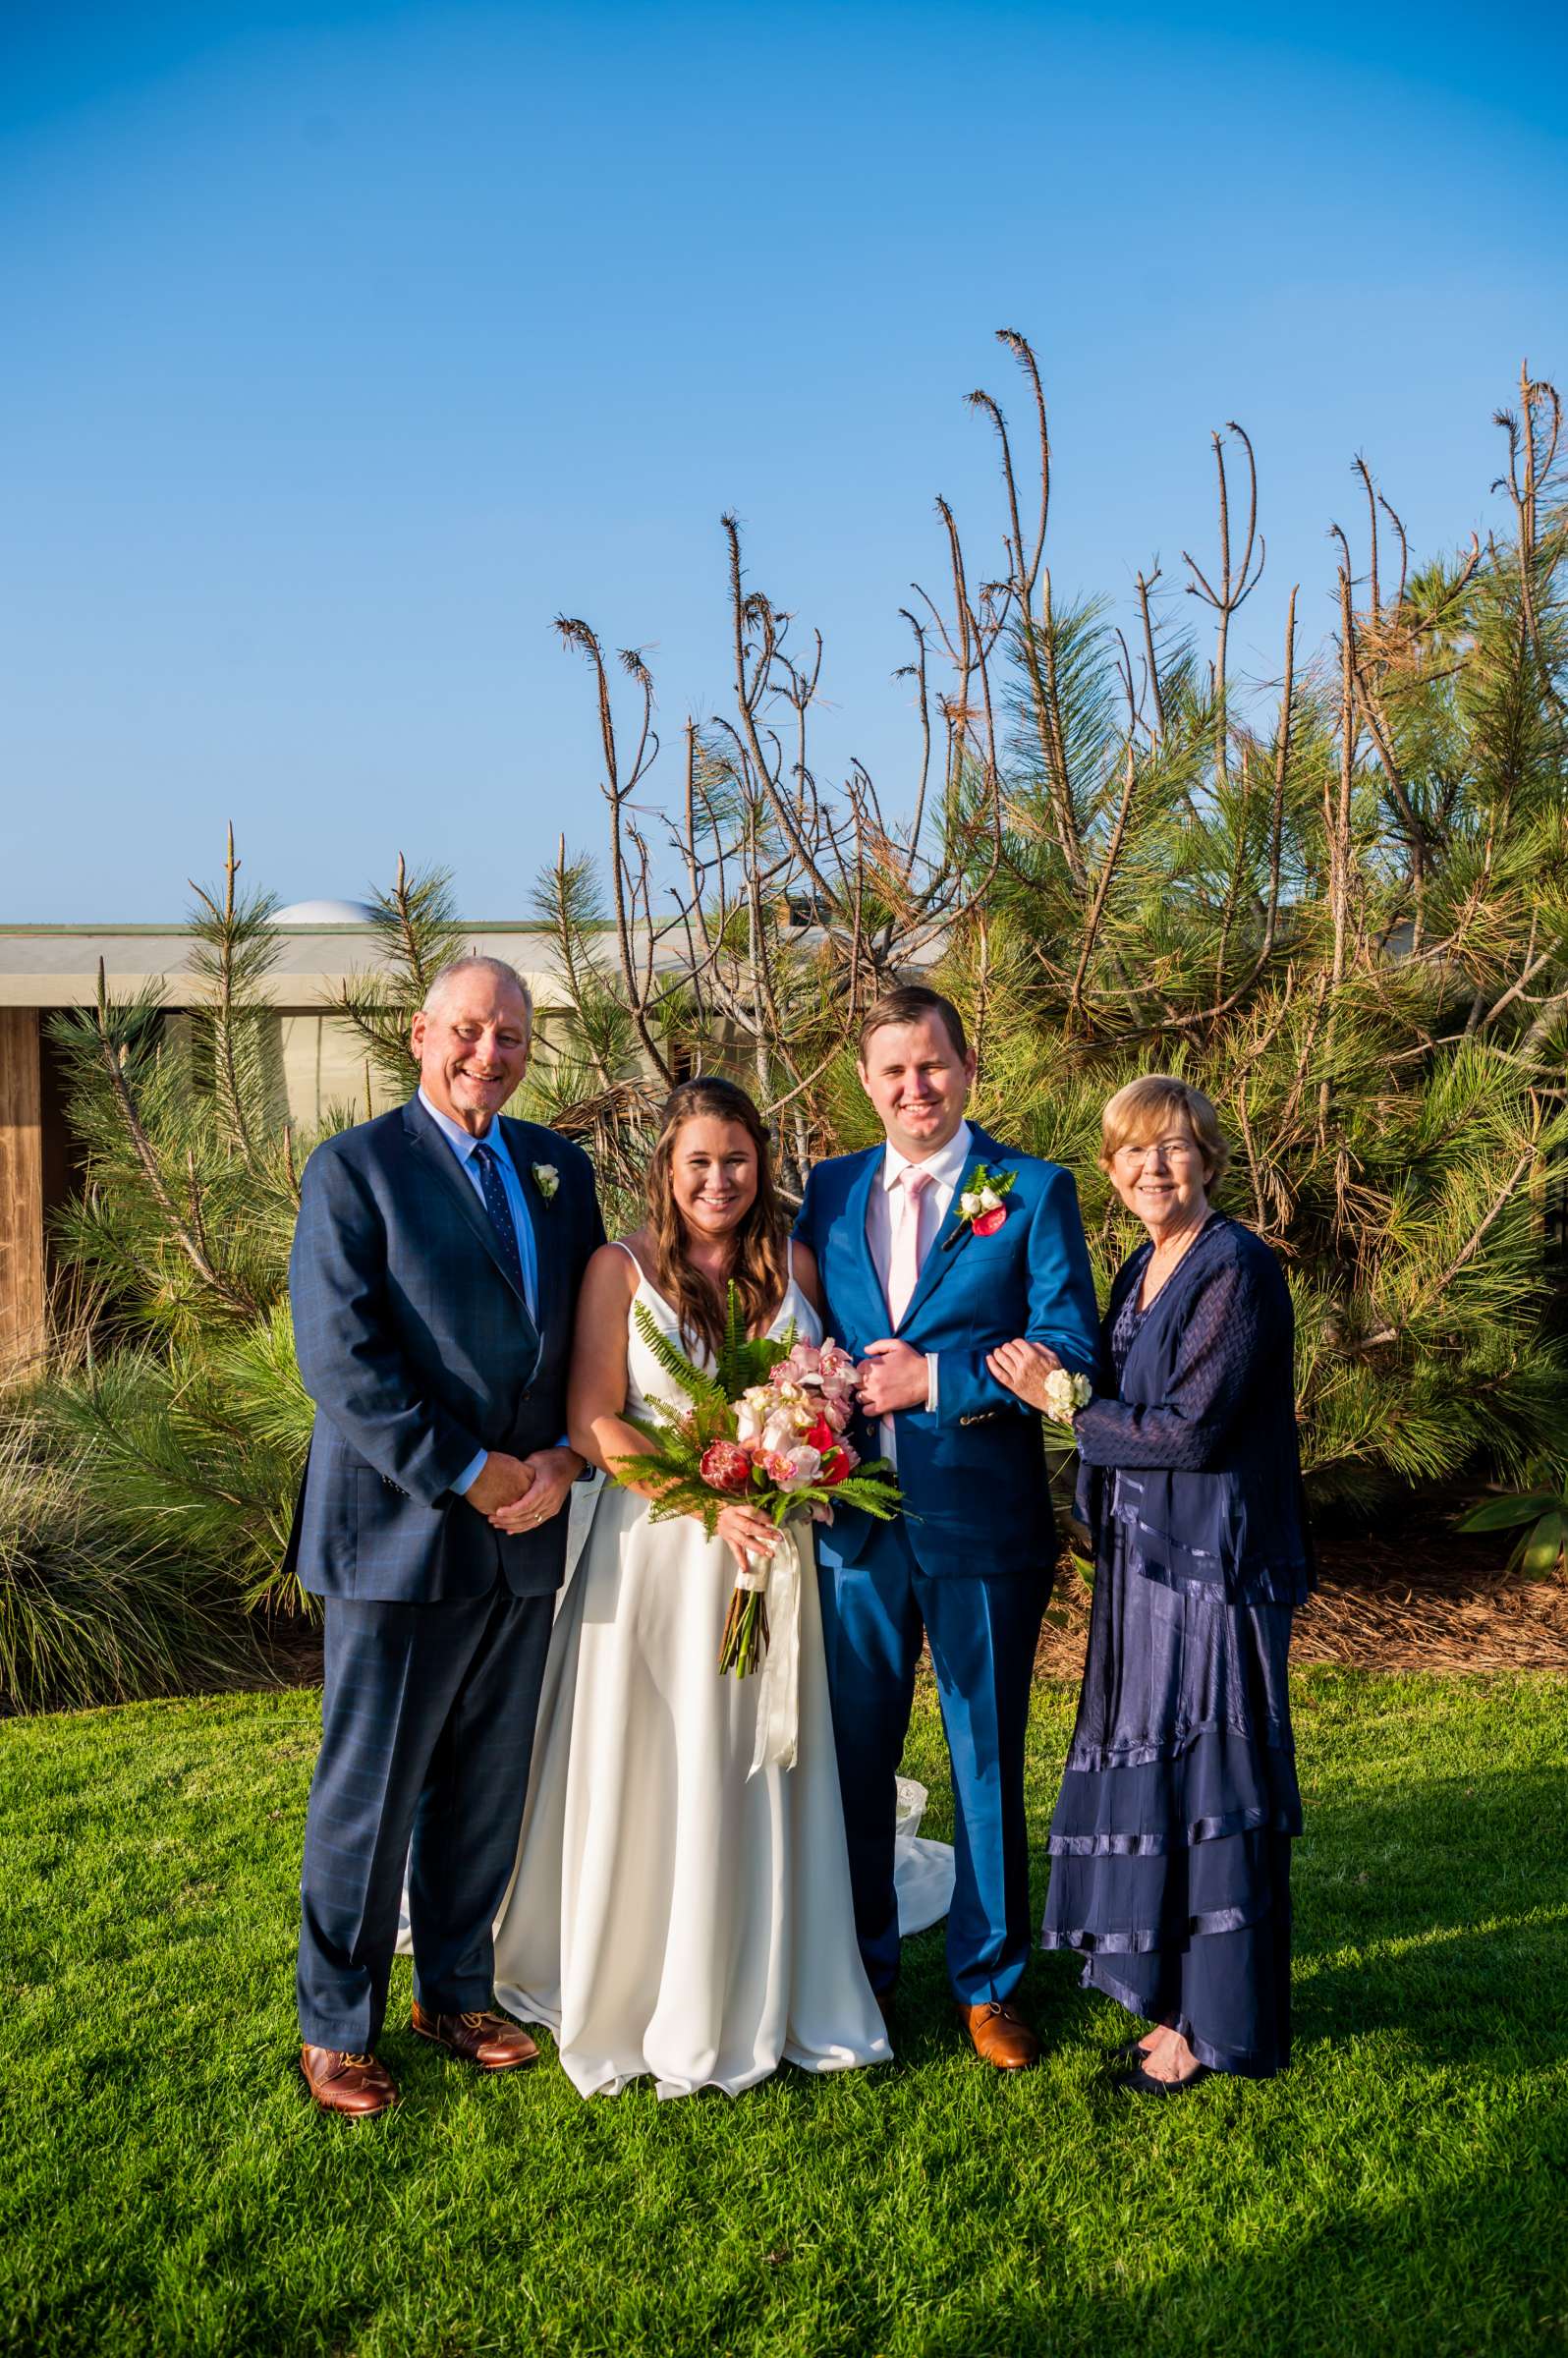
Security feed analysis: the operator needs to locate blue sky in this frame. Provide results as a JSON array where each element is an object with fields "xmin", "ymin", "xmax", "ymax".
[{"xmin": 2, "ymin": 0, "xmax": 1564, "ymax": 922}]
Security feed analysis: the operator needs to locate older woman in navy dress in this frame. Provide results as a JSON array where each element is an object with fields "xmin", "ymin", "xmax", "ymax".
[{"xmin": 988, "ymin": 1077, "xmax": 1312, "ymax": 2091}]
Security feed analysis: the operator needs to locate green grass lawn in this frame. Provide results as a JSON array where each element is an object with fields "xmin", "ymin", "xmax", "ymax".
[{"xmin": 2, "ymin": 1671, "xmax": 1564, "ymax": 2358}]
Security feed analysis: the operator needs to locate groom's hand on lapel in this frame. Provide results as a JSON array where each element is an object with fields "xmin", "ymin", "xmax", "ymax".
[
  {"xmin": 857, "ymin": 1338, "xmax": 929, "ymax": 1417},
  {"xmin": 487, "ymin": 1445, "xmax": 584, "ymax": 1534}
]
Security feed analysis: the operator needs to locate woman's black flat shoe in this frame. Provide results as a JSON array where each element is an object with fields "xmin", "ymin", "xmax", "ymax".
[
  {"xmin": 1112, "ymin": 2037, "xmax": 1155, "ymax": 2067},
  {"xmin": 1116, "ymin": 2059, "xmax": 1209, "ymax": 2096}
]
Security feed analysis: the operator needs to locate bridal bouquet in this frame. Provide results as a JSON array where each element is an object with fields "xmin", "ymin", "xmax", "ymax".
[{"xmin": 610, "ymin": 1285, "xmax": 902, "ymax": 1677}]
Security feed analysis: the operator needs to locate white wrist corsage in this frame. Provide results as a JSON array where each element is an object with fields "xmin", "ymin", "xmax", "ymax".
[{"xmin": 1042, "ymin": 1368, "xmax": 1092, "ymax": 1425}]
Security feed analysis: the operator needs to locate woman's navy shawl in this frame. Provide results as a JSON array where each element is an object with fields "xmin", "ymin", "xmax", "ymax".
[{"xmin": 1073, "ymin": 1215, "xmax": 1314, "ymax": 1606}]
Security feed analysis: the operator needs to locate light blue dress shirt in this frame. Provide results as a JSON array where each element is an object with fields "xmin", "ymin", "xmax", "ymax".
[{"xmin": 418, "ymin": 1088, "xmax": 540, "ymax": 1496}]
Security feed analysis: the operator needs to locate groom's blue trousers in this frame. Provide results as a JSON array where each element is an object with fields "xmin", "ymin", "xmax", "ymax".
[
  {"xmin": 297, "ymin": 1580, "xmax": 554, "ymax": 2051},
  {"xmin": 817, "ymin": 1521, "xmax": 1044, "ymax": 2006}
]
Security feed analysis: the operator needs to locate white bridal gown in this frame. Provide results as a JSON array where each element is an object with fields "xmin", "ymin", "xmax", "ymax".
[{"xmin": 488, "ymin": 1254, "xmax": 897, "ymax": 2100}]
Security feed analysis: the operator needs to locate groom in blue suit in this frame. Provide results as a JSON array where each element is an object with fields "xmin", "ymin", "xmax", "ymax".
[
  {"xmin": 795, "ymin": 985, "xmax": 1098, "ymax": 2068},
  {"xmin": 286, "ymin": 955, "xmax": 604, "ymax": 2116}
]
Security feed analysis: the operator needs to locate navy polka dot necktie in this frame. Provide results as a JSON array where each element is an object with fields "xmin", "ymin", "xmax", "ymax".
[{"xmin": 472, "ymin": 1141, "xmax": 528, "ymax": 1305}]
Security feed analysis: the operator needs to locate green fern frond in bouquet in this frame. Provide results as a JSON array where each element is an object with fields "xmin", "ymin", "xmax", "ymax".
[
  {"xmin": 714, "ymin": 1284, "xmax": 798, "ymax": 1400},
  {"xmin": 630, "ymin": 1301, "xmax": 732, "ymax": 1416}
]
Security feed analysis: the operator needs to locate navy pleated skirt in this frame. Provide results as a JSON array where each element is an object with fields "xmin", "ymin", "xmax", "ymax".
[{"xmin": 1040, "ymin": 1523, "xmax": 1302, "ymax": 2077}]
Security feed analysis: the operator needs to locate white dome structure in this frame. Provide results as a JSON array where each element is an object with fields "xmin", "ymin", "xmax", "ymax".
[{"xmin": 269, "ymin": 898, "xmax": 376, "ymax": 926}]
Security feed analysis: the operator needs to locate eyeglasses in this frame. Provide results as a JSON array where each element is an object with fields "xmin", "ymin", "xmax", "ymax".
[{"xmin": 1113, "ymin": 1135, "xmax": 1202, "ymax": 1167}]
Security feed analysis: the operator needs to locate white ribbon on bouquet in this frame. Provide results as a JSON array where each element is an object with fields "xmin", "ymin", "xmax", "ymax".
[{"xmin": 742, "ymin": 1525, "xmax": 803, "ymax": 1778}]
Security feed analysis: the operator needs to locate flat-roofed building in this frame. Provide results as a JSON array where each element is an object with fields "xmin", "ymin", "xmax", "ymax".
[{"xmin": 0, "ymin": 906, "xmax": 562, "ymax": 1369}]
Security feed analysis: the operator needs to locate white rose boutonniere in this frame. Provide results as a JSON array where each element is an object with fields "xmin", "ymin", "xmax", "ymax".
[{"xmin": 532, "ymin": 1162, "xmax": 560, "ymax": 1204}]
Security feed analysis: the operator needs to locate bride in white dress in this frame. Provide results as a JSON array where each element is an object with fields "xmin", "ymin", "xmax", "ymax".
[{"xmin": 490, "ymin": 1077, "xmax": 891, "ymax": 2099}]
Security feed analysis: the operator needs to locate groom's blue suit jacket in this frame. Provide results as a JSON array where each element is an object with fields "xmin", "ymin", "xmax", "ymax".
[
  {"xmin": 284, "ymin": 1095, "xmax": 604, "ymax": 1603},
  {"xmin": 795, "ymin": 1125, "xmax": 1099, "ymax": 1581}
]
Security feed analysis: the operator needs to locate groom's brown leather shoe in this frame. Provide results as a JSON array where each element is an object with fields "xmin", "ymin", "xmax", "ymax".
[
  {"xmin": 410, "ymin": 2002, "xmax": 539, "ymax": 2070},
  {"xmin": 300, "ymin": 2045, "xmax": 399, "ymax": 2118},
  {"xmin": 960, "ymin": 2000, "xmax": 1039, "ymax": 2070}
]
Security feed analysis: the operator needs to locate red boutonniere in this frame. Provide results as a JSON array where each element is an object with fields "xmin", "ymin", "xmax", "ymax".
[{"xmin": 944, "ymin": 1163, "xmax": 1017, "ymax": 1248}]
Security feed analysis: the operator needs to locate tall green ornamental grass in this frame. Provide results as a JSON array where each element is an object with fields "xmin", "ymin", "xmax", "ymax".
[{"xmin": 0, "ymin": 1409, "xmax": 256, "ymax": 1714}]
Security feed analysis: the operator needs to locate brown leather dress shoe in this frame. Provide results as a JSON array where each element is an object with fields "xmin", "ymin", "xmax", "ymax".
[
  {"xmin": 300, "ymin": 2045, "xmax": 399, "ymax": 2118},
  {"xmin": 960, "ymin": 1999, "xmax": 1040, "ymax": 2070},
  {"xmin": 410, "ymin": 2001, "xmax": 539, "ymax": 2071}
]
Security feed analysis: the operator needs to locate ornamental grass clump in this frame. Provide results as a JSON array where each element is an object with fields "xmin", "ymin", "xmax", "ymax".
[{"xmin": 0, "ymin": 1405, "xmax": 253, "ymax": 1713}]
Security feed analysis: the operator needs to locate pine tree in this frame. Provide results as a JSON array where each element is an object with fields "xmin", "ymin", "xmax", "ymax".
[
  {"xmin": 38, "ymin": 830, "xmax": 314, "ymax": 1605},
  {"xmin": 928, "ymin": 351, "xmax": 1568, "ymax": 1503},
  {"xmin": 26, "ymin": 348, "xmax": 1568, "ymax": 1693},
  {"xmin": 540, "ymin": 344, "xmax": 1568, "ymax": 1507}
]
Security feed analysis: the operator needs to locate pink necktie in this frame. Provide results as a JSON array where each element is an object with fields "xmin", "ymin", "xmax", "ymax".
[{"xmin": 887, "ymin": 1166, "xmax": 934, "ymax": 1328}]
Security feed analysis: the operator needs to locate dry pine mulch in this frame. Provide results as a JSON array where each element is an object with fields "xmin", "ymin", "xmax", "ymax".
[{"xmin": 1036, "ymin": 1496, "xmax": 1568, "ymax": 1678}]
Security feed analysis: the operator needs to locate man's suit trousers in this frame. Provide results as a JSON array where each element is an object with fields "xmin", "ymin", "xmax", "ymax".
[
  {"xmin": 817, "ymin": 1519, "xmax": 1044, "ymax": 2006},
  {"xmin": 297, "ymin": 1580, "xmax": 553, "ymax": 2050}
]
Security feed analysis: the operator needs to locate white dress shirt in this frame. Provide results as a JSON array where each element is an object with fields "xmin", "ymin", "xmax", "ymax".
[{"xmin": 865, "ymin": 1118, "xmax": 973, "ymax": 1457}]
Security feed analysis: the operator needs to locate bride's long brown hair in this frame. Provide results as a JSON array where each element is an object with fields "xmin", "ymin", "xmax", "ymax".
[{"xmin": 647, "ymin": 1077, "xmax": 790, "ymax": 1361}]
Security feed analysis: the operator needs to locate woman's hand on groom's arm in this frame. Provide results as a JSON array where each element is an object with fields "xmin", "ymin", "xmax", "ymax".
[
  {"xmin": 985, "ymin": 1338, "xmax": 1062, "ymax": 1411},
  {"xmin": 486, "ymin": 1446, "xmax": 585, "ymax": 1534}
]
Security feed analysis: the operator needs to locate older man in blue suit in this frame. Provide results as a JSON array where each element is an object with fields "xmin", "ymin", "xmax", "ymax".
[
  {"xmin": 795, "ymin": 985, "xmax": 1098, "ymax": 2069},
  {"xmin": 286, "ymin": 955, "xmax": 604, "ymax": 2116}
]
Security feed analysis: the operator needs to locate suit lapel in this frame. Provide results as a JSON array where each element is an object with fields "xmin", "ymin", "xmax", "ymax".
[
  {"xmin": 897, "ymin": 1128, "xmax": 995, "ymax": 1332},
  {"xmin": 846, "ymin": 1147, "xmax": 892, "ymax": 1329},
  {"xmin": 502, "ymin": 1117, "xmax": 558, "ymax": 1341},
  {"xmin": 402, "ymin": 1099, "xmax": 540, "ymax": 1348}
]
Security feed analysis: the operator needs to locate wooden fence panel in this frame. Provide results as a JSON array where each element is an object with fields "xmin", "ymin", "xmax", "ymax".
[{"xmin": 0, "ymin": 1007, "xmax": 45, "ymax": 1372}]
